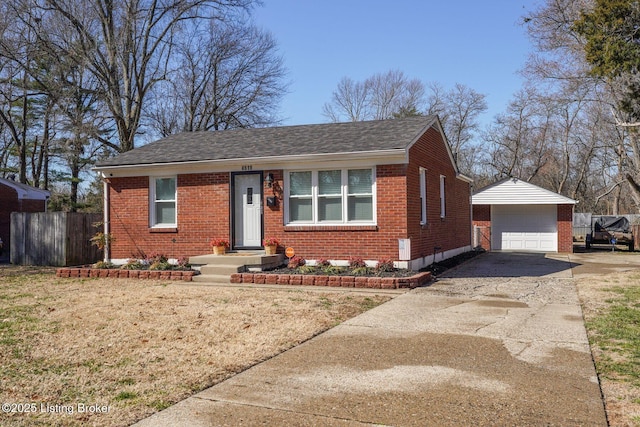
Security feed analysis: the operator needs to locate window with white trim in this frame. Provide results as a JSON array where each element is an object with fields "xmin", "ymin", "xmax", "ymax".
[
  {"xmin": 286, "ymin": 168, "xmax": 375, "ymax": 224},
  {"xmin": 420, "ymin": 168, "xmax": 427, "ymax": 224},
  {"xmin": 150, "ymin": 177, "xmax": 177, "ymax": 227},
  {"xmin": 439, "ymin": 174, "xmax": 446, "ymax": 218}
]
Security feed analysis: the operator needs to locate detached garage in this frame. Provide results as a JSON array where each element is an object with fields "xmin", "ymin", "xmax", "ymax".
[{"xmin": 472, "ymin": 178, "xmax": 576, "ymax": 253}]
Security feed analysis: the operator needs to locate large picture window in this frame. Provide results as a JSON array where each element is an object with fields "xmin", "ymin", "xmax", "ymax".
[
  {"xmin": 286, "ymin": 168, "xmax": 374, "ymax": 224},
  {"xmin": 151, "ymin": 177, "xmax": 176, "ymax": 227}
]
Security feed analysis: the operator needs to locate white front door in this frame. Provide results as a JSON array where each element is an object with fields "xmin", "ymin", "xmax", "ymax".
[{"xmin": 234, "ymin": 173, "xmax": 262, "ymax": 248}]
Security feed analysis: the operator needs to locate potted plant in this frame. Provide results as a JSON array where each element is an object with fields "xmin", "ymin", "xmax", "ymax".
[
  {"xmin": 210, "ymin": 238, "xmax": 230, "ymax": 255},
  {"xmin": 263, "ymin": 237, "xmax": 280, "ymax": 255}
]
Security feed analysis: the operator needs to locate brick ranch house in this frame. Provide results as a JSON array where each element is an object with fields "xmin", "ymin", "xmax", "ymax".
[
  {"xmin": 94, "ymin": 116, "xmax": 473, "ymax": 270},
  {"xmin": 472, "ymin": 178, "xmax": 577, "ymax": 253},
  {"xmin": 0, "ymin": 177, "xmax": 50, "ymax": 255}
]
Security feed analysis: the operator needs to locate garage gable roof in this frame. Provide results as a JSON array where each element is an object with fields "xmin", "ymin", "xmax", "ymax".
[{"xmin": 472, "ymin": 178, "xmax": 577, "ymax": 205}]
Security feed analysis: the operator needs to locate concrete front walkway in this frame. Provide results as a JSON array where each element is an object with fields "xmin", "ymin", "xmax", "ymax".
[{"xmin": 133, "ymin": 252, "xmax": 608, "ymax": 426}]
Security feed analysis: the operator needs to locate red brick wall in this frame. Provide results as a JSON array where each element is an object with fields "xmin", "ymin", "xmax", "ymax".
[
  {"xmin": 557, "ymin": 204, "xmax": 574, "ymax": 253},
  {"xmin": 107, "ymin": 129, "xmax": 473, "ymax": 262},
  {"xmin": 264, "ymin": 164, "xmax": 409, "ymax": 260},
  {"xmin": 405, "ymin": 128, "xmax": 471, "ymax": 260},
  {"xmin": 472, "ymin": 204, "xmax": 491, "ymax": 250},
  {"xmin": 0, "ymin": 183, "xmax": 47, "ymax": 252},
  {"xmin": 108, "ymin": 174, "xmax": 230, "ymax": 259}
]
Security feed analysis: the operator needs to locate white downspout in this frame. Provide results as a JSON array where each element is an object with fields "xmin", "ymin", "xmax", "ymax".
[
  {"xmin": 103, "ymin": 175, "xmax": 110, "ymax": 262},
  {"xmin": 469, "ymin": 182, "xmax": 474, "ymax": 249}
]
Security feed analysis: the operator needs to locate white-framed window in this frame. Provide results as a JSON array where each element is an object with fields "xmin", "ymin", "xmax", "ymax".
[
  {"xmin": 285, "ymin": 168, "xmax": 375, "ymax": 224},
  {"xmin": 420, "ymin": 167, "xmax": 427, "ymax": 225},
  {"xmin": 150, "ymin": 176, "xmax": 177, "ymax": 227},
  {"xmin": 439, "ymin": 174, "xmax": 446, "ymax": 218}
]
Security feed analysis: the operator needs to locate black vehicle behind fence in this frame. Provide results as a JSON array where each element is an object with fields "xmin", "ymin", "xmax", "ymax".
[{"xmin": 585, "ymin": 216, "xmax": 634, "ymax": 251}]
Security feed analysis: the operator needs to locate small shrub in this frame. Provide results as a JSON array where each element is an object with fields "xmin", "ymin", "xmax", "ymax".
[
  {"xmin": 176, "ymin": 256, "xmax": 191, "ymax": 269},
  {"xmin": 315, "ymin": 257, "xmax": 331, "ymax": 267},
  {"xmin": 149, "ymin": 261, "xmax": 172, "ymax": 270},
  {"xmin": 93, "ymin": 260, "xmax": 114, "ymax": 269},
  {"xmin": 146, "ymin": 252, "xmax": 168, "ymax": 264},
  {"xmin": 323, "ymin": 265, "xmax": 346, "ymax": 275},
  {"xmin": 122, "ymin": 259, "xmax": 144, "ymax": 270},
  {"xmin": 297, "ymin": 265, "xmax": 317, "ymax": 274},
  {"xmin": 288, "ymin": 256, "xmax": 305, "ymax": 269},
  {"xmin": 348, "ymin": 256, "xmax": 366, "ymax": 269},
  {"xmin": 376, "ymin": 258, "xmax": 395, "ymax": 273}
]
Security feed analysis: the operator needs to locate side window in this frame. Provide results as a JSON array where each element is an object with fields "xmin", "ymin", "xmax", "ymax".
[
  {"xmin": 420, "ymin": 168, "xmax": 427, "ymax": 224},
  {"xmin": 151, "ymin": 177, "xmax": 176, "ymax": 226},
  {"xmin": 439, "ymin": 175, "xmax": 446, "ymax": 218}
]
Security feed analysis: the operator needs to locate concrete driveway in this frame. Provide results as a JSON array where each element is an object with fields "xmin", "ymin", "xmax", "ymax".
[{"xmin": 134, "ymin": 251, "xmax": 609, "ymax": 426}]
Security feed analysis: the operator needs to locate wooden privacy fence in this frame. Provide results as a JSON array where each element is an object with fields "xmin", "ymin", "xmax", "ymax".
[{"xmin": 10, "ymin": 212, "xmax": 102, "ymax": 266}]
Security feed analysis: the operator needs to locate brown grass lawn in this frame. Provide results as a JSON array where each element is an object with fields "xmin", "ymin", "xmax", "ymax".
[
  {"xmin": 577, "ymin": 271, "xmax": 640, "ymax": 427},
  {"xmin": 0, "ymin": 266, "xmax": 391, "ymax": 426}
]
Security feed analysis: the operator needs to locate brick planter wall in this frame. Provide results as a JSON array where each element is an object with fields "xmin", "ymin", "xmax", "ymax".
[
  {"xmin": 229, "ymin": 271, "xmax": 432, "ymax": 289},
  {"xmin": 56, "ymin": 268, "xmax": 195, "ymax": 281}
]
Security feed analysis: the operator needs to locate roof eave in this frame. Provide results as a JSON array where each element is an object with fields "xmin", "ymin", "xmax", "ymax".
[
  {"xmin": 94, "ymin": 149, "xmax": 408, "ymax": 176},
  {"xmin": 472, "ymin": 199, "xmax": 577, "ymax": 205}
]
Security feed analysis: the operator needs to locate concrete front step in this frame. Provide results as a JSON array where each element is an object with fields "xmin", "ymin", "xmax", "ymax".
[
  {"xmin": 189, "ymin": 252, "xmax": 285, "ymax": 285},
  {"xmin": 192, "ymin": 274, "xmax": 231, "ymax": 284},
  {"xmin": 189, "ymin": 252, "xmax": 284, "ymax": 272},
  {"xmin": 199, "ymin": 264, "xmax": 244, "ymax": 275}
]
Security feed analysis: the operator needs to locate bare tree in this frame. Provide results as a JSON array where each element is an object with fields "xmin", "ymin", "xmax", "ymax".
[
  {"xmin": 323, "ymin": 70, "xmax": 425, "ymax": 122},
  {"xmin": 322, "ymin": 77, "xmax": 370, "ymax": 122},
  {"xmin": 426, "ymin": 83, "xmax": 487, "ymax": 172},
  {"xmin": 0, "ymin": 0, "xmax": 43, "ymax": 184},
  {"xmin": 519, "ymin": 0, "xmax": 640, "ymax": 212},
  {"xmin": 147, "ymin": 19, "xmax": 288, "ymax": 135},
  {"xmin": 38, "ymin": 0, "xmax": 256, "ymax": 152},
  {"xmin": 484, "ymin": 87, "xmax": 546, "ymax": 181}
]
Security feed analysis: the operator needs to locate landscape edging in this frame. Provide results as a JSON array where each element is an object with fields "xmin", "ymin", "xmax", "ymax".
[
  {"xmin": 230, "ymin": 271, "xmax": 432, "ymax": 289},
  {"xmin": 56, "ymin": 268, "xmax": 195, "ymax": 281}
]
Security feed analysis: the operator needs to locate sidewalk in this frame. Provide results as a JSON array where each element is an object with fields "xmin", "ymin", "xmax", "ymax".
[{"xmin": 133, "ymin": 253, "xmax": 606, "ymax": 426}]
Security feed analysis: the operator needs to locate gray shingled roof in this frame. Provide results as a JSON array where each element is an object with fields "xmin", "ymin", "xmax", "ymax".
[{"xmin": 96, "ymin": 116, "xmax": 437, "ymax": 168}]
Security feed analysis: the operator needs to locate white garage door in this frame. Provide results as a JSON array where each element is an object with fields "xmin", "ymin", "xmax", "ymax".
[{"xmin": 491, "ymin": 204, "xmax": 557, "ymax": 252}]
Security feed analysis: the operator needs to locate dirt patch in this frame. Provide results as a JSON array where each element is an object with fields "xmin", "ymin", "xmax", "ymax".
[{"xmin": 0, "ymin": 269, "xmax": 390, "ymax": 426}]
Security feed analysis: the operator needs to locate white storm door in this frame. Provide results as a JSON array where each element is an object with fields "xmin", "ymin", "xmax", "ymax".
[{"xmin": 234, "ymin": 174, "xmax": 262, "ymax": 247}]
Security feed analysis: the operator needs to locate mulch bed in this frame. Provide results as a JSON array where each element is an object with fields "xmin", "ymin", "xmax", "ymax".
[{"xmin": 423, "ymin": 249, "xmax": 484, "ymax": 276}]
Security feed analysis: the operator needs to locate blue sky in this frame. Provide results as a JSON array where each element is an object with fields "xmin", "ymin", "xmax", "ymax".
[{"xmin": 252, "ymin": 0, "xmax": 537, "ymax": 127}]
